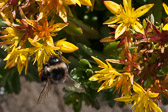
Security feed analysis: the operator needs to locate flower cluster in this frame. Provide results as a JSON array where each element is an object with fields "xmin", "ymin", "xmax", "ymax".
[
  {"xmin": 89, "ymin": 0, "xmax": 168, "ymax": 112},
  {"xmin": 1, "ymin": 0, "xmax": 168, "ymax": 112},
  {"xmin": 0, "ymin": 0, "xmax": 92, "ymax": 74}
]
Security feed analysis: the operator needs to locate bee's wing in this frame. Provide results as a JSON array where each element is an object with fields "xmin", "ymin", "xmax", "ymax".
[
  {"xmin": 64, "ymin": 74, "xmax": 85, "ymax": 92},
  {"xmin": 36, "ymin": 79, "xmax": 51, "ymax": 104}
]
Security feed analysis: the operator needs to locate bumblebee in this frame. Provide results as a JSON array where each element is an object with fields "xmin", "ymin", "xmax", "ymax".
[
  {"xmin": 40, "ymin": 56, "xmax": 69, "ymax": 83},
  {"xmin": 37, "ymin": 55, "xmax": 69, "ymax": 104}
]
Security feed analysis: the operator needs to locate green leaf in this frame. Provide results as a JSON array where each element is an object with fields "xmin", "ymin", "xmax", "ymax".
[
  {"xmin": 103, "ymin": 41, "xmax": 121, "ymax": 57},
  {"xmin": 64, "ymin": 92, "xmax": 82, "ymax": 112},
  {"xmin": 83, "ymin": 94, "xmax": 100, "ymax": 109},
  {"xmin": 4, "ymin": 68, "xmax": 21, "ymax": 94},
  {"xmin": 70, "ymin": 68, "xmax": 79, "ymax": 80},
  {"xmin": 86, "ymin": 69, "xmax": 93, "ymax": 76},
  {"xmin": 67, "ymin": 17, "xmax": 100, "ymax": 39},
  {"xmin": 79, "ymin": 59, "xmax": 92, "ymax": 69},
  {"xmin": 149, "ymin": 13, "xmax": 155, "ymax": 24},
  {"xmin": 64, "ymin": 20, "xmax": 83, "ymax": 36},
  {"xmin": 68, "ymin": 56, "xmax": 80, "ymax": 70},
  {"xmin": 73, "ymin": 98, "xmax": 82, "ymax": 112},
  {"xmin": 76, "ymin": 43, "xmax": 106, "ymax": 61},
  {"xmin": 89, "ymin": 81, "xmax": 101, "ymax": 89}
]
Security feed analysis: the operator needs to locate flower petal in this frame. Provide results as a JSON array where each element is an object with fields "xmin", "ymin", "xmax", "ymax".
[
  {"xmin": 131, "ymin": 21, "xmax": 144, "ymax": 34},
  {"xmin": 114, "ymin": 95, "xmax": 132, "ymax": 102},
  {"xmin": 91, "ymin": 56, "xmax": 107, "ymax": 68},
  {"xmin": 89, "ymin": 74, "xmax": 102, "ymax": 81},
  {"xmin": 64, "ymin": 0, "xmax": 76, "ymax": 5},
  {"xmin": 79, "ymin": 0, "xmax": 92, "ymax": 6},
  {"xmin": 103, "ymin": 16, "xmax": 120, "ymax": 24},
  {"xmin": 135, "ymin": 4, "xmax": 154, "ymax": 18},
  {"xmin": 0, "ymin": 12, "xmax": 11, "ymax": 26},
  {"xmin": 104, "ymin": 1, "xmax": 121, "ymax": 14},
  {"xmin": 51, "ymin": 23, "xmax": 68, "ymax": 32},
  {"xmin": 100, "ymin": 36, "xmax": 115, "ymax": 42},
  {"xmin": 133, "ymin": 82, "xmax": 146, "ymax": 93},
  {"xmin": 163, "ymin": 23, "xmax": 168, "ymax": 31},
  {"xmin": 106, "ymin": 59, "xmax": 121, "ymax": 64},
  {"xmin": 17, "ymin": 59, "xmax": 24, "ymax": 74},
  {"xmin": 115, "ymin": 23, "xmax": 127, "ymax": 39},
  {"xmin": 123, "ymin": 0, "xmax": 132, "ymax": 14},
  {"xmin": 59, "ymin": 9, "xmax": 67, "ymax": 22},
  {"xmin": 46, "ymin": 36, "xmax": 55, "ymax": 47},
  {"xmin": 28, "ymin": 38, "xmax": 42, "ymax": 47},
  {"xmin": 163, "ymin": 3, "xmax": 168, "ymax": 15},
  {"xmin": 71, "ymin": 0, "xmax": 81, "ymax": 6},
  {"xmin": 149, "ymin": 99, "xmax": 162, "ymax": 112},
  {"xmin": 148, "ymin": 92, "xmax": 159, "ymax": 98}
]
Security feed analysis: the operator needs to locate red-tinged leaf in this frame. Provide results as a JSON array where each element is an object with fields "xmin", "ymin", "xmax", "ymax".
[
  {"xmin": 151, "ymin": 24, "xmax": 160, "ymax": 35},
  {"xmin": 134, "ymin": 34, "xmax": 144, "ymax": 39},
  {"xmin": 8, "ymin": 0, "xmax": 18, "ymax": 5},
  {"xmin": 126, "ymin": 51, "xmax": 132, "ymax": 61},
  {"xmin": 20, "ymin": 19, "xmax": 29, "ymax": 28},
  {"xmin": 125, "ymin": 65, "xmax": 131, "ymax": 71},
  {"xmin": 116, "ymin": 39, "xmax": 125, "ymax": 48},
  {"xmin": 132, "ymin": 54, "xmax": 138, "ymax": 61},
  {"xmin": 133, "ymin": 62, "xmax": 141, "ymax": 70},
  {"xmin": 150, "ymin": 36, "xmax": 161, "ymax": 42},
  {"xmin": 145, "ymin": 21, "xmax": 152, "ymax": 35},
  {"xmin": 100, "ymin": 36, "xmax": 115, "ymax": 42},
  {"xmin": 119, "ymin": 59, "xmax": 126, "ymax": 64}
]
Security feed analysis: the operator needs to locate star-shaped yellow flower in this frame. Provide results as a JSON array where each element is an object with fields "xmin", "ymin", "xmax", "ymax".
[
  {"xmin": 115, "ymin": 82, "xmax": 162, "ymax": 112},
  {"xmin": 89, "ymin": 56, "xmax": 133, "ymax": 95},
  {"xmin": 25, "ymin": 19, "xmax": 68, "ymax": 47},
  {"xmin": 28, "ymin": 38, "xmax": 59, "ymax": 71},
  {"xmin": 104, "ymin": 0, "xmax": 154, "ymax": 39},
  {"xmin": 37, "ymin": 0, "xmax": 92, "ymax": 22},
  {"xmin": 4, "ymin": 47, "xmax": 30, "ymax": 74},
  {"xmin": 89, "ymin": 56, "xmax": 121, "ymax": 92}
]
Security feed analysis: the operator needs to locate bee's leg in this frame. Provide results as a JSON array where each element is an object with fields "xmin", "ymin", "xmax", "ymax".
[
  {"xmin": 41, "ymin": 64, "xmax": 49, "ymax": 82},
  {"xmin": 43, "ymin": 63, "xmax": 49, "ymax": 67},
  {"xmin": 55, "ymin": 50, "xmax": 62, "ymax": 59},
  {"xmin": 41, "ymin": 69, "xmax": 48, "ymax": 82},
  {"xmin": 65, "ymin": 63, "xmax": 69, "ymax": 69}
]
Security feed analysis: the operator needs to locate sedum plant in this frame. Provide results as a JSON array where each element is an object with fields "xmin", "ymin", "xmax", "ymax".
[{"xmin": 0, "ymin": 0, "xmax": 168, "ymax": 112}]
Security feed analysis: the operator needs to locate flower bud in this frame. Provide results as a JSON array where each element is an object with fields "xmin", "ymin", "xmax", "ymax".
[{"xmin": 55, "ymin": 38, "xmax": 78, "ymax": 53}]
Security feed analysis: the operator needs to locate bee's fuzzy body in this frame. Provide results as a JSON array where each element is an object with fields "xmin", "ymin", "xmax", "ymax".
[{"xmin": 41, "ymin": 56, "xmax": 69, "ymax": 83}]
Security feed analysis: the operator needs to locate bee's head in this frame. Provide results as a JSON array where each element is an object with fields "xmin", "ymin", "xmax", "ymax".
[{"xmin": 48, "ymin": 56, "xmax": 61, "ymax": 65}]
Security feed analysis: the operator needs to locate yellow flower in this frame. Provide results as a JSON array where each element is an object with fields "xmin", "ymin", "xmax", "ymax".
[
  {"xmin": 89, "ymin": 56, "xmax": 133, "ymax": 95},
  {"xmin": 0, "ymin": 26, "xmax": 24, "ymax": 49},
  {"xmin": 55, "ymin": 38, "xmax": 79, "ymax": 53},
  {"xmin": 0, "ymin": 0, "xmax": 19, "ymax": 21},
  {"xmin": 25, "ymin": 19, "xmax": 68, "ymax": 47},
  {"xmin": 115, "ymin": 82, "xmax": 162, "ymax": 112},
  {"xmin": 0, "ymin": 12, "xmax": 13, "ymax": 26},
  {"xmin": 89, "ymin": 56, "xmax": 121, "ymax": 92},
  {"xmin": 162, "ymin": 3, "xmax": 168, "ymax": 31},
  {"xmin": 28, "ymin": 38, "xmax": 59, "ymax": 71},
  {"xmin": 4, "ymin": 47, "xmax": 30, "ymax": 74},
  {"xmin": 0, "ymin": 0, "xmax": 8, "ymax": 7},
  {"xmin": 114, "ymin": 73, "xmax": 133, "ymax": 96},
  {"xmin": 104, "ymin": 0, "xmax": 154, "ymax": 39},
  {"xmin": 37, "ymin": 0, "xmax": 92, "ymax": 22}
]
